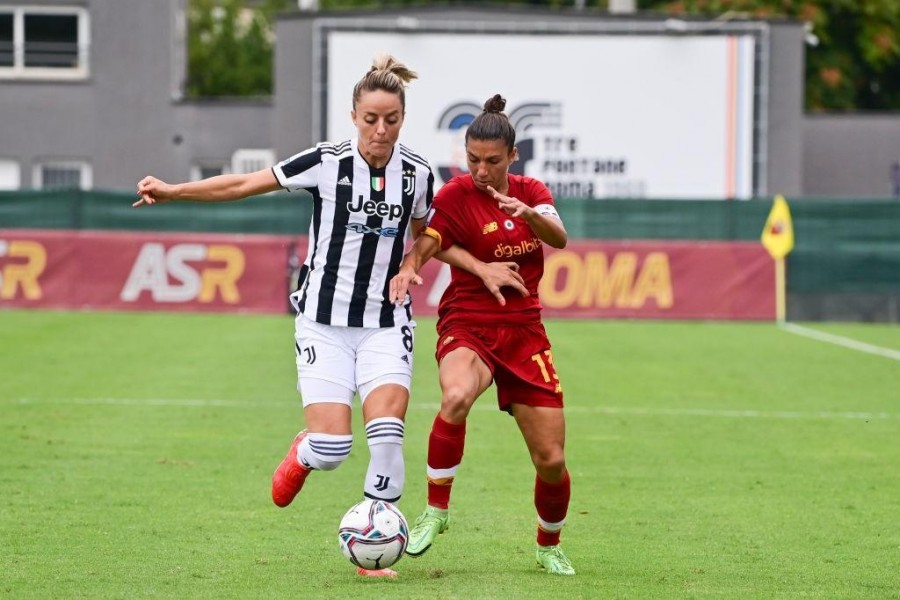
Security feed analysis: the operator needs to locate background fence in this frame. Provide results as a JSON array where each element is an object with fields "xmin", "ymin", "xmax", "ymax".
[{"xmin": 2, "ymin": 191, "xmax": 898, "ymax": 321}]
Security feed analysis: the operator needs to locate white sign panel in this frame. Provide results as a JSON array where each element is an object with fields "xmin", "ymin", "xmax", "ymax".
[{"xmin": 325, "ymin": 31, "xmax": 755, "ymax": 199}]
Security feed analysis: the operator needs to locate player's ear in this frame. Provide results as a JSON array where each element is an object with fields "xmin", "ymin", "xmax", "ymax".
[{"xmin": 510, "ymin": 146, "xmax": 519, "ymax": 163}]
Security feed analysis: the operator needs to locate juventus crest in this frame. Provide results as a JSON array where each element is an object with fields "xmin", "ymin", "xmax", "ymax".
[{"xmin": 403, "ymin": 169, "xmax": 416, "ymax": 195}]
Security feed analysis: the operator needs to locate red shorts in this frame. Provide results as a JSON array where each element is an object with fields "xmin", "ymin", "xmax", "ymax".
[{"xmin": 435, "ymin": 322, "xmax": 564, "ymax": 413}]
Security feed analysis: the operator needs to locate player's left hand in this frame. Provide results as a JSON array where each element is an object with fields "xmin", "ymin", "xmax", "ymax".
[
  {"xmin": 487, "ymin": 185, "xmax": 532, "ymax": 219},
  {"xmin": 476, "ymin": 261, "xmax": 528, "ymax": 306}
]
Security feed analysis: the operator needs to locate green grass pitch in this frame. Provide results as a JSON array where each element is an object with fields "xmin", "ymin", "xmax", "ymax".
[{"xmin": 1, "ymin": 310, "xmax": 898, "ymax": 599}]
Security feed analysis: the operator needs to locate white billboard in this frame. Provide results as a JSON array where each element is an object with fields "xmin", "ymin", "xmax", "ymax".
[{"xmin": 324, "ymin": 30, "xmax": 756, "ymax": 199}]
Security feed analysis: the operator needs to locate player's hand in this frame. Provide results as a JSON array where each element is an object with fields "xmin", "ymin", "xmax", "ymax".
[
  {"xmin": 134, "ymin": 176, "xmax": 175, "ymax": 207},
  {"xmin": 487, "ymin": 185, "xmax": 532, "ymax": 219},
  {"xmin": 389, "ymin": 266, "xmax": 423, "ymax": 305},
  {"xmin": 476, "ymin": 261, "xmax": 529, "ymax": 306}
]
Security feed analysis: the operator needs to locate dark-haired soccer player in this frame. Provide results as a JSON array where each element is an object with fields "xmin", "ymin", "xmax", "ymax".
[{"xmin": 390, "ymin": 94, "xmax": 575, "ymax": 575}]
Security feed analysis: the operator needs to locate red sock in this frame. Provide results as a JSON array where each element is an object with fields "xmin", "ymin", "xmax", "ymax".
[
  {"xmin": 535, "ymin": 470, "xmax": 571, "ymax": 547},
  {"xmin": 425, "ymin": 414, "xmax": 466, "ymax": 510}
]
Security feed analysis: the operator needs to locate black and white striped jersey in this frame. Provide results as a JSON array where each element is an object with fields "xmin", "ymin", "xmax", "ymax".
[{"xmin": 272, "ymin": 138, "xmax": 434, "ymax": 328}]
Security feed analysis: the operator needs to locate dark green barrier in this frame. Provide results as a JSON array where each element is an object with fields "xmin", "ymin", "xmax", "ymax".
[
  {"xmin": 559, "ymin": 198, "xmax": 900, "ymax": 295},
  {"xmin": 0, "ymin": 189, "xmax": 313, "ymax": 235}
]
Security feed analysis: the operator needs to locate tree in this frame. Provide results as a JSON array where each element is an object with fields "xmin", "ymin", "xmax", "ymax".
[
  {"xmin": 188, "ymin": 0, "xmax": 900, "ymax": 111},
  {"xmin": 186, "ymin": 0, "xmax": 291, "ymax": 98},
  {"xmin": 636, "ymin": 0, "xmax": 900, "ymax": 111}
]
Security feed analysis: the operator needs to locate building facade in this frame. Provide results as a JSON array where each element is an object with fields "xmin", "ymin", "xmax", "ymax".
[{"xmin": 1, "ymin": 1, "xmax": 898, "ymax": 198}]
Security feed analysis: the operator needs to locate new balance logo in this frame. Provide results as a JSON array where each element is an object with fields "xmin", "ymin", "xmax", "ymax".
[{"xmin": 337, "ymin": 176, "xmax": 351, "ymax": 186}]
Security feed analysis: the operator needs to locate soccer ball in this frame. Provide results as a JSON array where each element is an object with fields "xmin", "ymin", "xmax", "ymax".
[{"xmin": 338, "ymin": 499, "xmax": 409, "ymax": 570}]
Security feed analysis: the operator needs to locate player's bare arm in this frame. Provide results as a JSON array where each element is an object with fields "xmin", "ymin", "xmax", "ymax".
[
  {"xmin": 390, "ymin": 234, "xmax": 441, "ymax": 304},
  {"xmin": 410, "ymin": 216, "xmax": 427, "ymax": 239},
  {"xmin": 486, "ymin": 185, "xmax": 568, "ymax": 249},
  {"xmin": 134, "ymin": 168, "xmax": 280, "ymax": 207},
  {"xmin": 438, "ymin": 245, "xmax": 528, "ymax": 306}
]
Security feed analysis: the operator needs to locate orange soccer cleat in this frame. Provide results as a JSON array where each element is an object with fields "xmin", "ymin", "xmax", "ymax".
[
  {"xmin": 271, "ymin": 431, "xmax": 312, "ymax": 507},
  {"xmin": 356, "ymin": 567, "xmax": 398, "ymax": 578}
]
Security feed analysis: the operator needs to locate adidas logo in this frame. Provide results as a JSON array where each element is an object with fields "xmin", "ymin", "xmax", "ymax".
[{"xmin": 337, "ymin": 176, "xmax": 351, "ymax": 186}]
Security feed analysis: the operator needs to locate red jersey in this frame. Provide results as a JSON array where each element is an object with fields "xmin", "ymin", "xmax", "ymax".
[{"xmin": 423, "ymin": 174, "xmax": 555, "ymax": 327}]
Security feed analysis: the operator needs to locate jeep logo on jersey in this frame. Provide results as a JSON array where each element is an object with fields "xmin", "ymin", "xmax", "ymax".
[{"xmin": 347, "ymin": 195, "xmax": 404, "ymax": 221}]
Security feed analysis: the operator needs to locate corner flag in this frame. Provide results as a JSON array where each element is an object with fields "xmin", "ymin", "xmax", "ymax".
[
  {"xmin": 761, "ymin": 195, "xmax": 794, "ymax": 323},
  {"xmin": 761, "ymin": 195, "xmax": 794, "ymax": 259}
]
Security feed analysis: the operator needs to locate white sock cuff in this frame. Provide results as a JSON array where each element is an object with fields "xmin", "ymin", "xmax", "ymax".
[
  {"xmin": 365, "ymin": 417, "xmax": 404, "ymax": 446},
  {"xmin": 538, "ymin": 516, "xmax": 567, "ymax": 532},
  {"xmin": 299, "ymin": 432, "xmax": 353, "ymax": 470}
]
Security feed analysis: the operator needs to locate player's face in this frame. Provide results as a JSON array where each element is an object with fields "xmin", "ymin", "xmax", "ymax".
[
  {"xmin": 465, "ymin": 139, "xmax": 517, "ymax": 194},
  {"xmin": 352, "ymin": 90, "xmax": 405, "ymax": 169}
]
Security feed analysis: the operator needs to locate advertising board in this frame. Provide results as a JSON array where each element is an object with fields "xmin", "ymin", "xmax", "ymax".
[
  {"xmin": 1, "ymin": 230, "xmax": 773, "ymax": 320},
  {"xmin": 324, "ymin": 31, "xmax": 756, "ymax": 199}
]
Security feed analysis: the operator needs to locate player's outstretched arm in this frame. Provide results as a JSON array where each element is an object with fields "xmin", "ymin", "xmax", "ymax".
[
  {"xmin": 438, "ymin": 246, "xmax": 528, "ymax": 306},
  {"xmin": 134, "ymin": 169, "xmax": 280, "ymax": 207}
]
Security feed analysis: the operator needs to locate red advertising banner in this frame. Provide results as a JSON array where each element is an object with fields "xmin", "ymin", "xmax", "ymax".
[
  {"xmin": 1, "ymin": 230, "xmax": 774, "ymax": 320},
  {"xmin": 410, "ymin": 240, "xmax": 775, "ymax": 321},
  {"xmin": 0, "ymin": 229, "xmax": 298, "ymax": 313}
]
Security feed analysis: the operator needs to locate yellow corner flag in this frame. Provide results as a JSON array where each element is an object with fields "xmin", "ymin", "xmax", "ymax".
[
  {"xmin": 761, "ymin": 195, "xmax": 794, "ymax": 323},
  {"xmin": 761, "ymin": 194, "xmax": 794, "ymax": 259}
]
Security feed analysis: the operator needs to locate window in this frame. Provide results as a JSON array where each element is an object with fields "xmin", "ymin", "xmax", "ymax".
[
  {"xmin": 25, "ymin": 13, "xmax": 79, "ymax": 68},
  {"xmin": 0, "ymin": 13, "xmax": 12, "ymax": 67},
  {"xmin": 190, "ymin": 162, "xmax": 229, "ymax": 182},
  {"xmin": 0, "ymin": 6, "xmax": 89, "ymax": 79},
  {"xmin": 231, "ymin": 149, "xmax": 276, "ymax": 175},
  {"xmin": 33, "ymin": 161, "xmax": 91, "ymax": 190},
  {"xmin": 0, "ymin": 159, "xmax": 20, "ymax": 190}
]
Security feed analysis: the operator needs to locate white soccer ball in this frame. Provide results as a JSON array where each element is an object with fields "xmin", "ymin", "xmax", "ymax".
[{"xmin": 338, "ymin": 499, "xmax": 409, "ymax": 570}]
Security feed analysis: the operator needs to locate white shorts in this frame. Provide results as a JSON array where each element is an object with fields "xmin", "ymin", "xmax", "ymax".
[{"xmin": 293, "ymin": 313, "xmax": 415, "ymax": 406}]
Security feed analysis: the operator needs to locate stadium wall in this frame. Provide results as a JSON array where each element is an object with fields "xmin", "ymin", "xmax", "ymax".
[
  {"xmin": 1, "ymin": 3, "xmax": 898, "ymax": 199},
  {"xmin": 804, "ymin": 114, "xmax": 900, "ymax": 198}
]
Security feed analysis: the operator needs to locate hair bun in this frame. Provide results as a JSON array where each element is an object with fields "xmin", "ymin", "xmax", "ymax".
[{"xmin": 483, "ymin": 94, "xmax": 506, "ymax": 113}]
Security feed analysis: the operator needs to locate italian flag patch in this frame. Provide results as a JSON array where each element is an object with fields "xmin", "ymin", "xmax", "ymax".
[{"xmin": 371, "ymin": 176, "xmax": 385, "ymax": 192}]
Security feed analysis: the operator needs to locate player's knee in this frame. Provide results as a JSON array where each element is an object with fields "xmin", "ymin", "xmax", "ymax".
[
  {"xmin": 301, "ymin": 432, "xmax": 353, "ymax": 471},
  {"xmin": 359, "ymin": 377, "xmax": 410, "ymax": 416},
  {"xmin": 440, "ymin": 385, "xmax": 475, "ymax": 421},
  {"xmin": 534, "ymin": 452, "xmax": 567, "ymax": 481}
]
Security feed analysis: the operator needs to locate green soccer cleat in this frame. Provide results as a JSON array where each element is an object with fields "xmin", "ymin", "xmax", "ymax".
[
  {"xmin": 405, "ymin": 506, "xmax": 449, "ymax": 557},
  {"xmin": 536, "ymin": 545, "xmax": 576, "ymax": 576}
]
